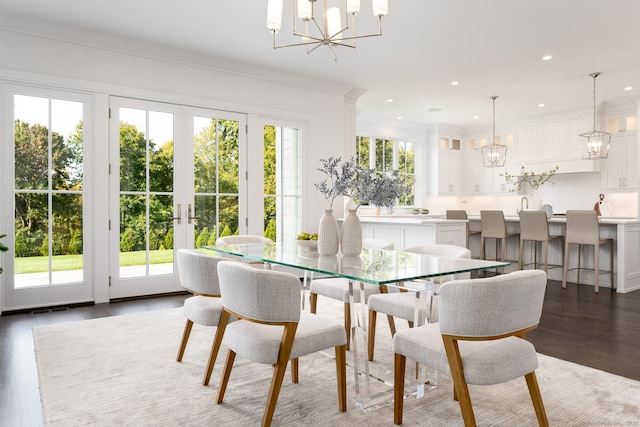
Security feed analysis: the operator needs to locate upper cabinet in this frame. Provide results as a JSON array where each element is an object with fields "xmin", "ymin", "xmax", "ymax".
[
  {"xmin": 438, "ymin": 137, "xmax": 464, "ymax": 194},
  {"xmin": 511, "ymin": 116, "xmax": 601, "ymax": 174},
  {"xmin": 463, "ymin": 132, "xmax": 512, "ymax": 194},
  {"xmin": 606, "ymin": 112, "xmax": 637, "ymax": 134}
]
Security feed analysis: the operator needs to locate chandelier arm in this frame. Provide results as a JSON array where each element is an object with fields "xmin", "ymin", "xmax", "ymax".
[{"xmin": 592, "ymin": 73, "xmax": 597, "ymax": 130}]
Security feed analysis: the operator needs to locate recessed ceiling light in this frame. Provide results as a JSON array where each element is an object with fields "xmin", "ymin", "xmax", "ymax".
[
  {"xmin": 428, "ymin": 107, "xmax": 442, "ymax": 113},
  {"xmin": 451, "ymin": 81, "xmax": 459, "ymax": 86},
  {"xmin": 624, "ymin": 86, "xmax": 633, "ymax": 91},
  {"xmin": 538, "ymin": 103, "xmax": 545, "ymax": 107},
  {"xmin": 386, "ymin": 98, "xmax": 394, "ymax": 103},
  {"xmin": 473, "ymin": 115, "xmax": 480, "ymax": 119},
  {"xmin": 396, "ymin": 116, "xmax": 403, "ymax": 120},
  {"xmin": 542, "ymin": 55, "xmax": 552, "ymax": 61}
]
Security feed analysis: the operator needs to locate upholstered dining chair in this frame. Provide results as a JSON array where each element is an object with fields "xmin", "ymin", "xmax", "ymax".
[
  {"xmin": 366, "ymin": 244, "xmax": 471, "ymax": 361},
  {"xmin": 309, "ymin": 238, "xmax": 394, "ymax": 348},
  {"xmin": 213, "ymin": 261, "xmax": 348, "ymax": 427},
  {"xmin": 393, "ymin": 270, "xmax": 549, "ymax": 426},
  {"xmin": 175, "ymin": 249, "xmax": 227, "ymax": 386}
]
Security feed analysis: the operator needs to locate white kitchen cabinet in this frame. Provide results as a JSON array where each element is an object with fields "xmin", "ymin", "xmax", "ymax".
[
  {"xmin": 464, "ymin": 152, "xmax": 492, "ymax": 193},
  {"xmin": 602, "ymin": 133, "xmax": 637, "ymax": 190},
  {"xmin": 438, "ymin": 150, "xmax": 464, "ymax": 194},
  {"xmin": 540, "ymin": 121, "xmax": 565, "ymax": 159},
  {"xmin": 606, "ymin": 112, "xmax": 637, "ymax": 134},
  {"xmin": 515, "ymin": 125, "xmax": 537, "ymax": 162}
]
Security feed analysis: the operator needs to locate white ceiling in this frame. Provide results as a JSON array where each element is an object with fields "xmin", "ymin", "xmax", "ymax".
[{"xmin": 1, "ymin": 0, "xmax": 639, "ymax": 129}]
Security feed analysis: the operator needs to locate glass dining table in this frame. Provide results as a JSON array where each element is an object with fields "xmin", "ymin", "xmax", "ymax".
[{"xmin": 205, "ymin": 242, "xmax": 510, "ymax": 410}]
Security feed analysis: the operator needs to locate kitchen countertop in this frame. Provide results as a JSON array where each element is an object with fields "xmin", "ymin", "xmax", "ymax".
[{"xmin": 355, "ymin": 214, "xmax": 639, "ymax": 225}]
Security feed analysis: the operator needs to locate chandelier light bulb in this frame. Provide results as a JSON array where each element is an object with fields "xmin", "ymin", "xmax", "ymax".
[
  {"xmin": 347, "ymin": 0, "xmax": 361, "ymax": 14},
  {"xmin": 266, "ymin": 0, "xmax": 283, "ymax": 31},
  {"xmin": 372, "ymin": 0, "xmax": 389, "ymax": 16},
  {"xmin": 296, "ymin": 0, "xmax": 312, "ymax": 21}
]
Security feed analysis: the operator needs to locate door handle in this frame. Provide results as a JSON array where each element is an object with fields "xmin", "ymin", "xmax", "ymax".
[
  {"xmin": 188, "ymin": 204, "xmax": 199, "ymax": 224},
  {"xmin": 169, "ymin": 203, "xmax": 182, "ymax": 225}
]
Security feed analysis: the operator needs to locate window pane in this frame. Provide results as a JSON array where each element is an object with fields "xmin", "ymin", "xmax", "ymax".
[
  {"xmin": 52, "ymin": 193, "xmax": 84, "ymax": 284},
  {"xmin": 375, "ymin": 138, "xmax": 393, "ymax": 172},
  {"xmin": 194, "ymin": 195, "xmax": 218, "ymax": 247},
  {"xmin": 14, "ymin": 193, "xmax": 48, "ymax": 288},
  {"xmin": 194, "ymin": 117, "xmax": 218, "ymax": 193},
  {"xmin": 14, "ymin": 95, "xmax": 49, "ymax": 190},
  {"xmin": 149, "ymin": 194, "xmax": 174, "ymax": 276},
  {"xmin": 218, "ymin": 119, "xmax": 239, "ymax": 193},
  {"xmin": 119, "ymin": 109, "xmax": 147, "ymax": 192},
  {"xmin": 119, "ymin": 194, "xmax": 147, "ymax": 278},
  {"xmin": 219, "ymin": 195, "xmax": 239, "ymax": 236},
  {"xmin": 356, "ymin": 136, "xmax": 370, "ymax": 167},
  {"xmin": 52, "ymin": 99, "xmax": 84, "ymax": 190},
  {"xmin": 149, "ymin": 111, "xmax": 174, "ymax": 193}
]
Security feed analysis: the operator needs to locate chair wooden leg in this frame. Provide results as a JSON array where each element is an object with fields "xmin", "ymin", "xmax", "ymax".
[
  {"xmin": 525, "ymin": 371, "xmax": 549, "ymax": 427},
  {"xmin": 261, "ymin": 323, "xmax": 297, "ymax": 427},
  {"xmin": 343, "ymin": 303, "xmax": 351, "ymax": 350},
  {"xmin": 310, "ymin": 292, "xmax": 318, "ymax": 313},
  {"xmin": 204, "ymin": 311, "xmax": 230, "ymax": 386},
  {"xmin": 176, "ymin": 319, "xmax": 193, "ymax": 362},
  {"xmin": 291, "ymin": 358, "xmax": 299, "ymax": 383},
  {"xmin": 442, "ymin": 336, "xmax": 476, "ymax": 427},
  {"xmin": 394, "ymin": 353, "xmax": 407, "ymax": 425},
  {"xmin": 368, "ymin": 309, "xmax": 377, "ymax": 361},
  {"xmin": 387, "ymin": 314, "xmax": 397, "ymax": 337},
  {"xmin": 335, "ymin": 345, "xmax": 347, "ymax": 412},
  {"xmin": 216, "ymin": 349, "xmax": 236, "ymax": 404}
]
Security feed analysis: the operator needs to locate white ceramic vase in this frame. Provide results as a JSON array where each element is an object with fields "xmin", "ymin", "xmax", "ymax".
[
  {"xmin": 340, "ymin": 209, "xmax": 362, "ymax": 256},
  {"xmin": 527, "ymin": 191, "xmax": 543, "ymax": 211},
  {"xmin": 318, "ymin": 209, "xmax": 339, "ymax": 256}
]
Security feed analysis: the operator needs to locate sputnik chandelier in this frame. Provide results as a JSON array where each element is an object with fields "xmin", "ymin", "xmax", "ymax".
[{"xmin": 266, "ymin": 0, "xmax": 389, "ymax": 60}]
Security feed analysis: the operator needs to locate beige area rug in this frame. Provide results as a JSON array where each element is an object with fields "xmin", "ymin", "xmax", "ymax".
[{"xmin": 33, "ymin": 302, "xmax": 640, "ymax": 426}]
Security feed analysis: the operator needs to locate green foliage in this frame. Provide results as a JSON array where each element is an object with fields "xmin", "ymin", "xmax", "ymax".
[
  {"xmin": 164, "ymin": 227, "xmax": 174, "ymax": 250},
  {"xmin": 502, "ymin": 165, "xmax": 559, "ymax": 192},
  {"xmin": 196, "ymin": 227, "xmax": 210, "ymax": 248},
  {"xmin": 68, "ymin": 230, "xmax": 83, "ymax": 255},
  {"xmin": 220, "ymin": 224, "xmax": 233, "ymax": 237},
  {"xmin": 264, "ymin": 219, "xmax": 276, "ymax": 241}
]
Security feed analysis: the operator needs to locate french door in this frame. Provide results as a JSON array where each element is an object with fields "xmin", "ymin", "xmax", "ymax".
[
  {"xmin": 1, "ymin": 84, "xmax": 93, "ymax": 310},
  {"xmin": 108, "ymin": 98, "xmax": 247, "ymax": 299}
]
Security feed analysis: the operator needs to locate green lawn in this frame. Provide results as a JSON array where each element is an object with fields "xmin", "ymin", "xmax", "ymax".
[{"xmin": 15, "ymin": 250, "xmax": 174, "ymax": 274}]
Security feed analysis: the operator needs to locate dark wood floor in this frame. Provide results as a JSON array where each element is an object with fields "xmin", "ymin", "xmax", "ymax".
[{"xmin": 1, "ymin": 280, "xmax": 639, "ymax": 426}]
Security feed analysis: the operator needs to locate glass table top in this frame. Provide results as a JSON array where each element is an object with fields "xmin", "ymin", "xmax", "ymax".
[{"xmin": 204, "ymin": 242, "xmax": 510, "ymax": 285}]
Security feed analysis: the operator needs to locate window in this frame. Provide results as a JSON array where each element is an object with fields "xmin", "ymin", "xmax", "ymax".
[
  {"xmin": 355, "ymin": 135, "xmax": 416, "ymax": 207},
  {"xmin": 264, "ymin": 124, "xmax": 302, "ymax": 242}
]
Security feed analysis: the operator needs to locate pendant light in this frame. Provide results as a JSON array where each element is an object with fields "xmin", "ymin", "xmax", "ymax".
[
  {"xmin": 481, "ymin": 96, "xmax": 507, "ymax": 167},
  {"xmin": 580, "ymin": 72, "xmax": 611, "ymax": 159}
]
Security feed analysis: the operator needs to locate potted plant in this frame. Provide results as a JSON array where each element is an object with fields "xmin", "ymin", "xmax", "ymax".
[
  {"xmin": 314, "ymin": 157, "xmax": 356, "ymax": 256},
  {"xmin": 352, "ymin": 167, "xmax": 412, "ymax": 215},
  {"xmin": 502, "ymin": 165, "xmax": 559, "ymax": 211}
]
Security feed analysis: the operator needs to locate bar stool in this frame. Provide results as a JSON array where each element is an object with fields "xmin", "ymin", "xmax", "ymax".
[
  {"xmin": 446, "ymin": 209, "xmax": 480, "ymax": 250},
  {"xmin": 480, "ymin": 210, "xmax": 520, "ymax": 272},
  {"xmin": 518, "ymin": 210, "xmax": 564, "ymax": 273},
  {"xmin": 562, "ymin": 210, "xmax": 614, "ymax": 293}
]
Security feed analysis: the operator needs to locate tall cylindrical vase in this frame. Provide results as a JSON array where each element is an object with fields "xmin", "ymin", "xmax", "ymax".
[
  {"xmin": 340, "ymin": 209, "xmax": 362, "ymax": 256},
  {"xmin": 318, "ymin": 209, "xmax": 339, "ymax": 256}
]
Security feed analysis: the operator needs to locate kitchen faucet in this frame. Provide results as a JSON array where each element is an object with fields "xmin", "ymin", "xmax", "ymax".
[{"xmin": 520, "ymin": 196, "xmax": 529, "ymax": 212}]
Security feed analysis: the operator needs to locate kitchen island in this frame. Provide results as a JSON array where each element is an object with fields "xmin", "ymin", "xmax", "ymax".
[{"xmin": 350, "ymin": 214, "xmax": 640, "ymax": 293}]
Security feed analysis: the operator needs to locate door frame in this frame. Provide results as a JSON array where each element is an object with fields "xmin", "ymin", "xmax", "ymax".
[{"xmin": 1, "ymin": 83, "xmax": 94, "ymax": 311}]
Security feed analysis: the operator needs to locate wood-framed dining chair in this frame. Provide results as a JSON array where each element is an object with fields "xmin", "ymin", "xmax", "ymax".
[
  {"xmin": 392, "ymin": 269, "xmax": 549, "ymax": 426},
  {"xmin": 175, "ymin": 249, "xmax": 227, "ymax": 386},
  {"xmin": 213, "ymin": 261, "xmax": 348, "ymax": 427}
]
